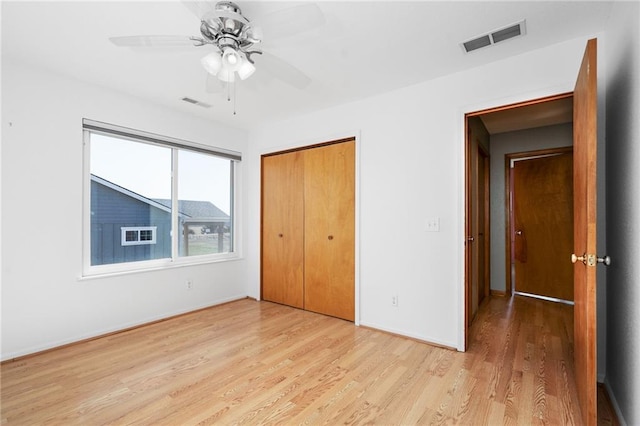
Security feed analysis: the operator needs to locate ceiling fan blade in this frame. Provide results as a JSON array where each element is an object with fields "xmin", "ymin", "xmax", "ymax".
[
  {"xmin": 258, "ymin": 3, "xmax": 325, "ymax": 41},
  {"xmin": 109, "ymin": 36, "xmax": 196, "ymax": 48},
  {"xmin": 180, "ymin": 0, "xmax": 215, "ymax": 20},
  {"xmin": 257, "ymin": 52, "xmax": 311, "ymax": 90}
]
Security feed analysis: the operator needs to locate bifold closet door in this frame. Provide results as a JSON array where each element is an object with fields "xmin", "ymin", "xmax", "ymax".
[
  {"xmin": 303, "ymin": 141, "xmax": 355, "ymax": 321},
  {"xmin": 261, "ymin": 151, "xmax": 304, "ymax": 308}
]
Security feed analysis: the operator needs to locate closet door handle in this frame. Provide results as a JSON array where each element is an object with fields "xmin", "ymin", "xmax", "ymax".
[
  {"xmin": 328, "ymin": 235, "xmax": 334, "ymax": 240},
  {"xmin": 278, "ymin": 233, "xmax": 283, "ymax": 238}
]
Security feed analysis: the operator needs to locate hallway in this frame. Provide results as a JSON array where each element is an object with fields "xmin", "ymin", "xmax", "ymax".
[
  {"xmin": 469, "ymin": 295, "xmax": 618, "ymax": 425},
  {"xmin": 469, "ymin": 295, "xmax": 579, "ymax": 422}
]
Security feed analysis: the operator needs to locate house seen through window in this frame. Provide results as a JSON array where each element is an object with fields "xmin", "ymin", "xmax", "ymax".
[{"xmin": 84, "ymin": 120, "xmax": 239, "ymax": 274}]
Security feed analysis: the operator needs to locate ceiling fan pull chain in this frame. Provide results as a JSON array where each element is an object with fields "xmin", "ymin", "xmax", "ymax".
[{"xmin": 233, "ymin": 80, "xmax": 237, "ymax": 116}]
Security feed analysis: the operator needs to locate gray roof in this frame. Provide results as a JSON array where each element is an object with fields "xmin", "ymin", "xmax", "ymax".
[
  {"xmin": 152, "ymin": 199, "xmax": 229, "ymax": 221},
  {"xmin": 90, "ymin": 175, "xmax": 228, "ymax": 221}
]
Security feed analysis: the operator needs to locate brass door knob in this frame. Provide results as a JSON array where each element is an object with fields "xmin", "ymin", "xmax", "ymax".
[
  {"xmin": 572, "ymin": 253, "xmax": 611, "ymax": 266},
  {"xmin": 571, "ymin": 253, "xmax": 586, "ymax": 264}
]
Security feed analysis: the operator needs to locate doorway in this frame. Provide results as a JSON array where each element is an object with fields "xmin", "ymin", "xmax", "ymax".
[
  {"xmin": 464, "ymin": 93, "xmax": 574, "ymax": 346},
  {"xmin": 464, "ymin": 40, "xmax": 599, "ymax": 425}
]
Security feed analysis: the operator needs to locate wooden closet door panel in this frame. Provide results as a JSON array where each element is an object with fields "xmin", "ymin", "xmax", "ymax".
[
  {"xmin": 303, "ymin": 141, "xmax": 355, "ymax": 321},
  {"xmin": 261, "ymin": 152, "xmax": 304, "ymax": 308}
]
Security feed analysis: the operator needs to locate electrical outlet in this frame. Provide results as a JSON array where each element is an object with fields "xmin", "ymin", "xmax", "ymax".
[
  {"xmin": 186, "ymin": 280, "xmax": 193, "ymax": 290},
  {"xmin": 391, "ymin": 294, "xmax": 398, "ymax": 307},
  {"xmin": 425, "ymin": 217, "xmax": 440, "ymax": 232}
]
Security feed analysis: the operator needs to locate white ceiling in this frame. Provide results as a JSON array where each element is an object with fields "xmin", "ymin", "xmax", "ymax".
[
  {"xmin": 2, "ymin": 1, "xmax": 614, "ymax": 130},
  {"xmin": 479, "ymin": 96, "xmax": 574, "ymax": 134}
]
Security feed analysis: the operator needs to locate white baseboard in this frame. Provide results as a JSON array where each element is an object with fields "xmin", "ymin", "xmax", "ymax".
[
  {"xmin": 1, "ymin": 295, "xmax": 248, "ymax": 362},
  {"xmin": 358, "ymin": 321, "xmax": 457, "ymax": 350},
  {"xmin": 604, "ymin": 378, "xmax": 627, "ymax": 426}
]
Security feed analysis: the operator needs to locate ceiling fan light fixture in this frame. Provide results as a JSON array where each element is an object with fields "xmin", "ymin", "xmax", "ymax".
[
  {"xmin": 224, "ymin": 18, "xmax": 236, "ymax": 31},
  {"xmin": 217, "ymin": 68, "xmax": 236, "ymax": 83},
  {"xmin": 237, "ymin": 57, "xmax": 256, "ymax": 80},
  {"xmin": 201, "ymin": 52, "xmax": 222, "ymax": 75},
  {"xmin": 222, "ymin": 47, "xmax": 242, "ymax": 71}
]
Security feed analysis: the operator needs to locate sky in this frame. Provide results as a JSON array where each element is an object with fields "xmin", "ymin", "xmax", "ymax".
[{"xmin": 90, "ymin": 133, "xmax": 232, "ymax": 214}]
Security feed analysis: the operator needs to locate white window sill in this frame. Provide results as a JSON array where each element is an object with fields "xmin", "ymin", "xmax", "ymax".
[{"xmin": 78, "ymin": 254, "xmax": 243, "ymax": 281}]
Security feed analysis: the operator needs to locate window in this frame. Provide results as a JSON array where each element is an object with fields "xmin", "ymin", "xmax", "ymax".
[
  {"xmin": 121, "ymin": 227, "xmax": 157, "ymax": 246},
  {"xmin": 83, "ymin": 119, "xmax": 240, "ymax": 275}
]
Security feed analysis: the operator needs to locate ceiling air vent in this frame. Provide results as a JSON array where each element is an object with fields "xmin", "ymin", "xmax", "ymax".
[
  {"xmin": 461, "ymin": 20, "xmax": 526, "ymax": 53},
  {"xmin": 181, "ymin": 97, "xmax": 212, "ymax": 108},
  {"xmin": 463, "ymin": 35, "xmax": 491, "ymax": 53}
]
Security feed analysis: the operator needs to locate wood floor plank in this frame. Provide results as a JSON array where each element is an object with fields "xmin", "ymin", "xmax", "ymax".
[{"xmin": 2, "ymin": 295, "xmax": 614, "ymax": 425}]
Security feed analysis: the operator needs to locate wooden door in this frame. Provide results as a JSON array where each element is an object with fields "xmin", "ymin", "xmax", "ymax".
[
  {"xmin": 465, "ymin": 126, "xmax": 475, "ymax": 331},
  {"xmin": 477, "ymin": 146, "xmax": 490, "ymax": 307},
  {"xmin": 512, "ymin": 151, "xmax": 574, "ymax": 301},
  {"xmin": 261, "ymin": 151, "xmax": 305, "ymax": 308},
  {"xmin": 467, "ymin": 132, "xmax": 490, "ymax": 327},
  {"xmin": 572, "ymin": 38, "xmax": 598, "ymax": 426},
  {"xmin": 303, "ymin": 141, "xmax": 355, "ymax": 321}
]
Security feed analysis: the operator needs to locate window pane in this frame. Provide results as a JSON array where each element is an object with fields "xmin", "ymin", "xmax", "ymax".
[
  {"xmin": 90, "ymin": 134, "xmax": 171, "ymax": 265},
  {"xmin": 177, "ymin": 150, "xmax": 232, "ymax": 257}
]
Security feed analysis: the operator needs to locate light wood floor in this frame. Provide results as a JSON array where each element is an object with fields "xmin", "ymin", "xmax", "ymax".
[{"xmin": 0, "ymin": 296, "xmax": 612, "ymax": 425}]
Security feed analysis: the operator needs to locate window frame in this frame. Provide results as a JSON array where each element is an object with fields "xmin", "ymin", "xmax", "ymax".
[{"xmin": 82, "ymin": 119, "xmax": 241, "ymax": 277}]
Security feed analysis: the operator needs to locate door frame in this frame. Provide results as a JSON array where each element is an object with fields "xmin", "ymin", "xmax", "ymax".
[
  {"xmin": 462, "ymin": 41, "xmax": 598, "ymax": 423},
  {"xmin": 505, "ymin": 146, "xmax": 574, "ymax": 297},
  {"xmin": 463, "ymin": 92, "xmax": 573, "ymax": 349}
]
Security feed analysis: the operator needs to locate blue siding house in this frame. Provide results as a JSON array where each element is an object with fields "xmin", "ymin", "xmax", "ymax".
[{"xmin": 91, "ymin": 175, "xmax": 230, "ymax": 265}]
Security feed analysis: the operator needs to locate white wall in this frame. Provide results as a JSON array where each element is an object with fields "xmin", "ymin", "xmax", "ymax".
[
  {"xmin": 247, "ymin": 36, "xmax": 596, "ymax": 350},
  {"xmin": 603, "ymin": 1, "xmax": 640, "ymax": 424},
  {"xmin": 1, "ymin": 58, "xmax": 250, "ymax": 360}
]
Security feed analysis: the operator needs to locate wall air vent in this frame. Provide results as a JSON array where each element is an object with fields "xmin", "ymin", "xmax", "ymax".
[
  {"xmin": 181, "ymin": 97, "xmax": 212, "ymax": 108},
  {"xmin": 461, "ymin": 20, "xmax": 526, "ymax": 53}
]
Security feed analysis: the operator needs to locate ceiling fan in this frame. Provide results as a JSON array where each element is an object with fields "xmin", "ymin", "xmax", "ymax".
[{"xmin": 110, "ymin": 1, "xmax": 324, "ymax": 96}]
